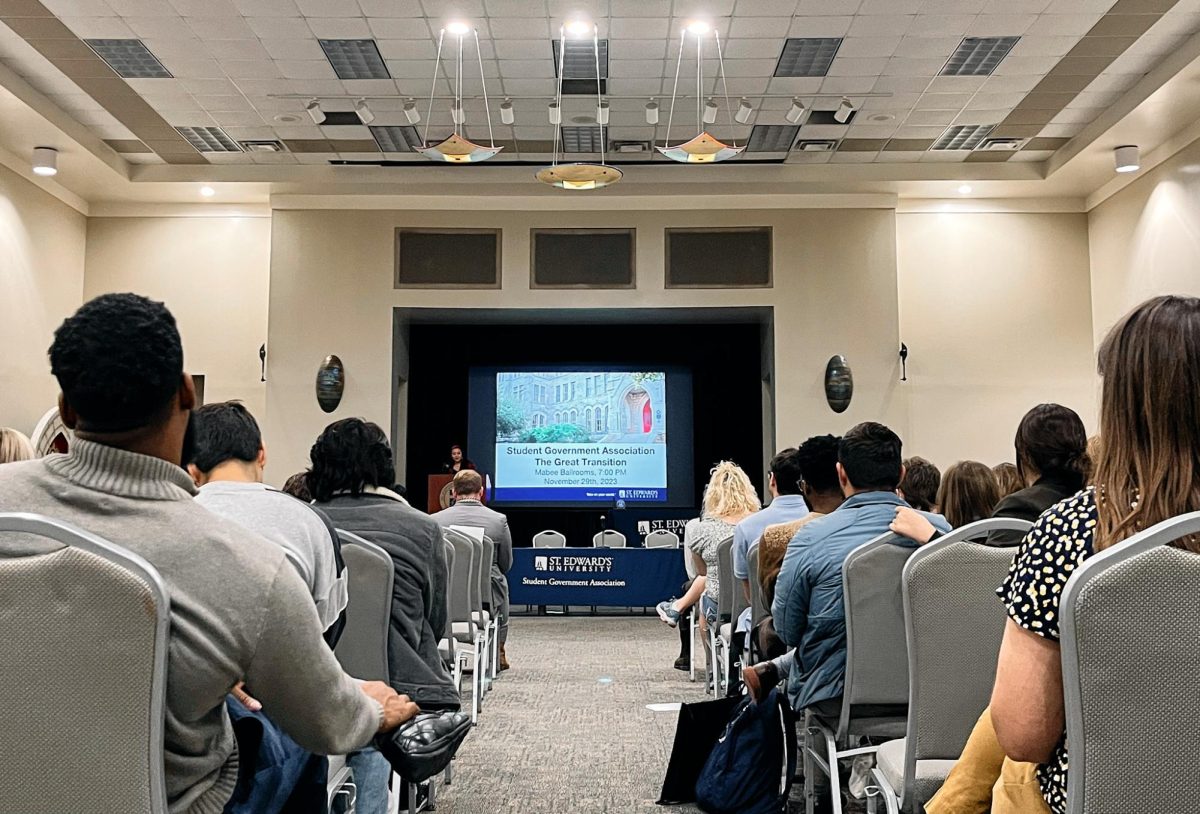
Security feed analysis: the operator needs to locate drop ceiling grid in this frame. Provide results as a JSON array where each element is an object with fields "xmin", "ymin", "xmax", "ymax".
[{"xmin": 0, "ymin": 0, "xmax": 1192, "ymax": 165}]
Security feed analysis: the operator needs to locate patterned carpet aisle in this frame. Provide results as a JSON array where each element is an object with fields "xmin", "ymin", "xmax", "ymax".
[{"xmin": 434, "ymin": 615, "xmax": 710, "ymax": 814}]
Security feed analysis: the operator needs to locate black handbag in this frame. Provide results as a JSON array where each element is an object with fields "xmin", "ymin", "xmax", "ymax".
[{"xmin": 372, "ymin": 710, "xmax": 472, "ymax": 784}]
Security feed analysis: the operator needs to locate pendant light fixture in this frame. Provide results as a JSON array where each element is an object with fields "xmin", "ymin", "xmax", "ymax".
[
  {"xmin": 535, "ymin": 20, "xmax": 623, "ymax": 190},
  {"xmin": 656, "ymin": 21, "xmax": 744, "ymax": 163},
  {"xmin": 417, "ymin": 21, "xmax": 502, "ymax": 163}
]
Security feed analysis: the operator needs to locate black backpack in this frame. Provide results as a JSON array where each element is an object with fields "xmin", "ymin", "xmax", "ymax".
[{"xmin": 695, "ymin": 687, "xmax": 797, "ymax": 814}]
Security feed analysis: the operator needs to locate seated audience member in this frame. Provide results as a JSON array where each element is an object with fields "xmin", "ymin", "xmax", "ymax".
[
  {"xmin": 899, "ymin": 456, "xmax": 941, "ymax": 512},
  {"xmin": 0, "ymin": 428, "xmax": 35, "ymax": 464},
  {"xmin": 755, "ymin": 435, "xmax": 844, "ymax": 659},
  {"xmin": 187, "ymin": 401, "xmax": 348, "ymax": 644},
  {"xmin": 731, "ymin": 448, "xmax": 809, "ymax": 632},
  {"xmin": 432, "ymin": 469, "xmax": 514, "ymax": 671},
  {"xmin": 889, "ymin": 459, "xmax": 1001, "ymax": 543},
  {"xmin": 309, "ymin": 417, "xmax": 459, "ymax": 710},
  {"xmin": 985, "ymin": 296, "xmax": 1200, "ymax": 814},
  {"xmin": 756, "ymin": 423, "xmax": 950, "ymax": 713},
  {"xmin": 993, "ymin": 462, "xmax": 1023, "ymax": 500},
  {"xmin": 282, "ymin": 470, "xmax": 313, "ymax": 501},
  {"xmin": 657, "ymin": 461, "xmax": 759, "ymax": 634},
  {"xmin": 0, "ymin": 294, "xmax": 414, "ymax": 813}
]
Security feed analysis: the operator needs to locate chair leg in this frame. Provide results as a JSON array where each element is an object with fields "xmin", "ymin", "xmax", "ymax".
[
  {"xmin": 406, "ymin": 779, "xmax": 416, "ymax": 814},
  {"xmin": 689, "ymin": 610, "xmax": 696, "ymax": 683}
]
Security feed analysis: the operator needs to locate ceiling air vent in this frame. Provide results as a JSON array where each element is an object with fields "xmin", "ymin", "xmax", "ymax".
[
  {"xmin": 611, "ymin": 140, "xmax": 651, "ymax": 153},
  {"xmin": 370, "ymin": 125, "xmax": 423, "ymax": 152},
  {"xmin": 747, "ymin": 124, "xmax": 800, "ymax": 152},
  {"xmin": 796, "ymin": 140, "xmax": 837, "ymax": 152},
  {"xmin": 560, "ymin": 125, "xmax": 607, "ymax": 153},
  {"xmin": 319, "ymin": 39, "xmax": 391, "ymax": 80},
  {"xmin": 240, "ymin": 140, "xmax": 287, "ymax": 153},
  {"xmin": 774, "ymin": 38, "xmax": 843, "ymax": 78},
  {"xmin": 85, "ymin": 39, "xmax": 171, "ymax": 79},
  {"xmin": 931, "ymin": 124, "xmax": 995, "ymax": 151},
  {"xmin": 175, "ymin": 126, "xmax": 242, "ymax": 153},
  {"xmin": 941, "ymin": 36, "xmax": 1020, "ymax": 77},
  {"xmin": 980, "ymin": 137, "xmax": 1025, "ymax": 151},
  {"xmin": 552, "ymin": 38, "xmax": 609, "ymax": 94}
]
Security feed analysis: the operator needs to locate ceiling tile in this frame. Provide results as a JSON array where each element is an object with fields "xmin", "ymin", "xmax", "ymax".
[
  {"xmin": 261, "ymin": 38, "xmax": 327, "ymax": 60},
  {"xmin": 788, "ymin": 16, "xmax": 853, "ymax": 37},
  {"xmin": 488, "ymin": 17, "xmax": 551, "ymax": 39},
  {"xmin": 610, "ymin": 17, "xmax": 670, "ymax": 38},
  {"xmin": 729, "ymin": 17, "xmax": 792, "ymax": 38},
  {"xmin": 293, "ymin": 0, "xmax": 362, "ymax": 15},
  {"xmin": 245, "ymin": 17, "xmax": 311, "ymax": 38},
  {"xmin": 497, "ymin": 58, "xmax": 554, "ymax": 77},
  {"xmin": 276, "ymin": 58, "xmax": 339, "ymax": 78},
  {"xmin": 307, "ymin": 18, "xmax": 373, "ymax": 38},
  {"xmin": 837, "ymin": 37, "xmax": 902, "ymax": 58},
  {"xmin": 59, "ymin": 16, "xmax": 136, "ymax": 38},
  {"xmin": 608, "ymin": 40, "xmax": 667, "ymax": 60},
  {"xmin": 1035, "ymin": 13, "xmax": 1107, "ymax": 35},
  {"xmin": 168, "ymin": 0, "xmax": 241, "ymax": 15},
  {"xmin": 826, "ymin": 56, "xmax": 888, "ymax": 76},
  {"xmin": 610, "ymin": 0, "xmax": 671, "ymax": 14},
  {"xmin": 848, "ymin": 15, "xmax": 915, "ymax": 37},
  {"xmin": 892, "ymin": 35, "xmax": 961, "ymax": 59},
  {"xmin": 871, "ymin": 75, "xmax": 928, "ymax": 92},
  {"xmin": 41, "ymin": 0, "xmax": 119, "ymax": 15},
  {"xmin": 230, "ymin": 0, "xmax": 302, "ymax": 16},
  {"xmin": 967, "ymin": 14, "xmax": 1039, "ymax": 36},
  {"xmin": 204, "ymin": 40, "xmax": 273, "ymax": 60},
  {"xmin": 907, "ymin": 15, "xmax": 979, "ymax": 37},
  {"xmin": 819, "ymin": 75, "xmax": 874, "ymax": 93},
  {"xmin": 916, "ymin": 91, "xmax": 973, "ymax": 108},
  {"xmin": 368, "ymin": 19, "xmax": 432, "ymax": 39},
  {"xmin": 125, "ymin": 16, "xmax": 195, "ymax": 39}
]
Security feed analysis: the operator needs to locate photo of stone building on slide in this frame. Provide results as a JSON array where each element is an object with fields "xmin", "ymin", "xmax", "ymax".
[{"xmin": 497, "ymin": 371, "xmax": 666, "ymax": 444}]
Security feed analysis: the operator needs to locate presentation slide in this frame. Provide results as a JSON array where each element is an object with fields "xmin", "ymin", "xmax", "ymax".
[{"xmin": 492, "ymin": 371, "xmax": 668, "ymax": 503}]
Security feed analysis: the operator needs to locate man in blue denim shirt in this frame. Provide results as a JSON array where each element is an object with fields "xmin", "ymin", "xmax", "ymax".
[{"xmin": 767, "ymin": 422, "xmax": 949, "ymax": 713}]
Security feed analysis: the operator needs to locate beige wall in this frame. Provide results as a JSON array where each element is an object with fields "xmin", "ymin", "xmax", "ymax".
[
  {"xmin": 264, "ymin": 207, "xmax": 907, "ymax": 484},
  {"xmin": 897, "ymin": 212, "xmax": 1097, "ymax": 469},
  {"xmin": 0, "ymin": 164, "xmax": 86, "ymax": 436},
  {"xmin": 1088, "ymin": 138, "xmax": 1200, "ymax": 344},
  {"xmin": 83, "ymin": 215, "xmax": 271, "ymax": 421}
]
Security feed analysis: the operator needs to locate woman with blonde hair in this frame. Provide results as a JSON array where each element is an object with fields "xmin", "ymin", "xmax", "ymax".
[
  {"xmin": 0, "ymin": 428, "xmax": 35, "ymax": 464},
  {"xmin": 992, "ymin": 462, "xmax": 1023, "ymax": 500}
]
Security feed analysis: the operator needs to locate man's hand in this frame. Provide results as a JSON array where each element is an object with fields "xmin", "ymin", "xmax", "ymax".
[
  {"xmin": 230, "ymin": 682, "xmax": 262, "ymax": 712},
  {"xmin": 361, "ymin": 681, "xmax": 420, "ymax": 732}
]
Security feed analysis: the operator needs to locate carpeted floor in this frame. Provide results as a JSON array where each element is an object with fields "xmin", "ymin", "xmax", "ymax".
[{"xmin": 433, "ymin": 615, "xmax": 711, "ymax": 814}]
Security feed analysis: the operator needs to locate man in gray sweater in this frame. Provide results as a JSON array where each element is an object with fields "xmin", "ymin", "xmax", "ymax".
[{"xmin": 0, "ymin": 293, "xmax": 416, "ymax": 814}]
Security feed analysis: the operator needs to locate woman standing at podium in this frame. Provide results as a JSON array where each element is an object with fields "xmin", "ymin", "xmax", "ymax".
[{"xmin": 442, "ymin": 444, "xmax": 476, "ymax": 474}]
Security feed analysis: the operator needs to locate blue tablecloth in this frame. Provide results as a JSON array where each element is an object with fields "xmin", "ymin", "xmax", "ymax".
[{"xmin": 509, "ymin": 547, "xmax": 688, "ymax": 607}]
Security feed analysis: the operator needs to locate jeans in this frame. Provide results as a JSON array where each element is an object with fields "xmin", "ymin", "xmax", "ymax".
[
  {"xmin": 347, "ymin": 748, "xmax": 391, "ymax": 814},
  {"xmin": 699, "ymin": 594, "xmax": 718, "ymax": 627}
]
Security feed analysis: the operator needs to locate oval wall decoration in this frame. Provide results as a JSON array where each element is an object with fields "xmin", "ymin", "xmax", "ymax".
[
  {"xmin": 824, "ymin": 355, "xmax": 853, "ymax": 414},
  {"xmin": 315, "ymin": 355, "xmax": 345, "ymax": 414}
]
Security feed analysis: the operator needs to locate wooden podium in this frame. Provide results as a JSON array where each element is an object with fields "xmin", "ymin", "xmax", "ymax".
[{"xmin": 428, "ymin": 474, "xmax": 454, "ymax": 513}]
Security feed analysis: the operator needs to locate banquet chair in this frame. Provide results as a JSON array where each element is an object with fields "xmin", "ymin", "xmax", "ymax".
[
  {"xmin": 868, "ymin": 518, "xmax": 1032, "ymax": 813},
  {"xmin": 645, "ymin": 530, "xmax": 680, "ymax": 548},
  {"xmin": 0, "ymin": 512, "xmax": 170, "ymax": 814},
  {"xmin": 683, "ymin": 538, "xmax": 699, "ymax": 683},
  {"xmin": 532, "ymin": 530, "xmax": 566, "ymax": 547},
  {"xmin": 592, "ymin": 529, "xmax": 627, "ymax": 547},
  {"xmin": 1059, "ymin": 512, "xmax": 1200, "ymax": 814},
  {"xmin": 803, "ymin": 533, "xmax": 912, "ymax": 814},
  {"xmin": 708, "ymin": 534, "xmax": 735, "ymax": 696},
  {"xmin": 480, "ymin": 535, "xmax": 500, "ymax": 684},
  {"xmin": 746, "ymin": 545, "xmax": 769, "ymax": 662},
  {"xmin": 445, "ymin": 530, "xmax": 486, "ymax": 724}
]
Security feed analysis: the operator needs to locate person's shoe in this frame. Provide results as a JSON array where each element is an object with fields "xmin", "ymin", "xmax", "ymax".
[
  {"xmin": 673, "ymin": 656, "xmax": 690, "ymax": 672},
  {"xmin": 742, "ymin": 661, "xmax": 781, "ymax": 703},
  {"xmin": 656, "ymin": 600, "xmax": 681, "ymax": 627},
  {"xmin": 499, "ymin": 645, "xmax": 510, "ymax": 671}
]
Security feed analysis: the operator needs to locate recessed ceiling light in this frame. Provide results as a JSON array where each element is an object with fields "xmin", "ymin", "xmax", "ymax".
[
  {"xmin": 446, "ymin": 21, "xmax": 470, "ymax": 36},
  {"xmin": 958, "ymin": 184, "xmax": 972, "ymax": 195},
  {"xmin": 274, "ymin": 113, "xmax": 301, "ymax": 123},
  {"xmin": 200, "ymin": 185, "xmax": 215, "ymax": 197},
  {"xmin": 565, "ymin": 19, "xmax": 592, "ymax": 38},
  {"xmin": 32, "ymin": 146, "xmax": 57, "ymax": 177},
  {"xmin": 868, "ymin": 113, "xmax": 894, "ymax": 122},
  {"xmin": 1114, "ymin": 144, "xmax": 1139, "ymax": 173},
  {"xmin": 687, "ymin": 20, "xmax": 710, "ymax": 35}
]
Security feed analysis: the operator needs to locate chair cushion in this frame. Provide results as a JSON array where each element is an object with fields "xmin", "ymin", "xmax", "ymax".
[
  {"xmin": 719, "ymin": 622, "xmax": 731, "ymax": 641},
  {"xmin": 876, "ymin": 738, "xmax": 906, "ymax": 797},
  {"xmin": 874, "ymin": 738, "xmax": 958, "ymax": 807},
  {"xmin": 451, "ymin": 621, "xmax": 478, "ymax": 643}
]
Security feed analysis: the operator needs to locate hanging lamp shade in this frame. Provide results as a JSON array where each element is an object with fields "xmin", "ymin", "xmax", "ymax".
[
  {"xmin": 418, "ymin": 133, "xmax": 503, "ymax": 163},
  {"xmin": 535, "ymin": 162, "xmax": 623, "ymax": 190},
  {"xmin": 655, "ymin": 131, "xmax": 744, "ymax": 163}
]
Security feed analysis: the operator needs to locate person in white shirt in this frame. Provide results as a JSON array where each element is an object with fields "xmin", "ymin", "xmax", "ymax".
[{"xmin": 186, "ymin": 401, "xmax": 348, "ymax": 639}]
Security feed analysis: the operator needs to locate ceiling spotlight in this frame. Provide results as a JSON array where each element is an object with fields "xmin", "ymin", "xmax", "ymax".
[
  {"xmin": 833, "ymin": 97, "xmax": 855, "ymax": 124},
  {"xmin": 958, "ymin": 184, "xmax": 972, "ymax": 195},
  {"xmin": 565, "ymin": 19, "xmax": 592, "ymax": 38},
  {"xmin": 31, "ymin": 146, "xmax": 57, "ymax": 177},
  {"xmin": 500, "ymin": 97, "xmax": 514, "ymax": 125},
  {"xmin": 446, "ymin": 20, "xmax": 470, "ymax": 36},
  {"xmin": 596, "ymin": 100, "xmax": 610, "ymax": 125},
  {"xmin": 548, "ymin": 102, "xmax": 561, "ymax": 124},
  {"xmin": 785, "ymin": 98, "xmax": 807, "ymax": 124},
  {"xmin": 702, "ymin": 98, "xmax": 718, "ymax": 125},
  {"xmin": 734, "ymin": 98, "xmax": 753, "ymax": 124},
  {"xmin": 354, "ymin": 98, "xmax": 374, "ymax": 125},
  {"xmin": 450, "ymin": 100, "xmax": 465, "ymax": 125},
  {"xmin": 403, "ymin": 99, "xmax": 420, "ymax": 124},
  {"xmin": 645, "ymin": 99, "xmax": 659, "ymax": 125},
  {"xmin": 200, "ymin": 185, "xmax": 215, "ymax": 198},
  {"xmin": 1114, "ymin": 144, "xmax": 1140, "ymax": 173},
  {"xmin": 687, "ymin": 20, "xmax": 710, "ymax": 35},
  {"xmin": 305, "ymin": 99, "xmax": 325, "ymax": 125}
]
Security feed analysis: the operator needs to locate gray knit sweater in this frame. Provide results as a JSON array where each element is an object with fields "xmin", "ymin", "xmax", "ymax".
[{"xmin": 0, "ymin": 441, "xmax": 382, "ymax": 814}]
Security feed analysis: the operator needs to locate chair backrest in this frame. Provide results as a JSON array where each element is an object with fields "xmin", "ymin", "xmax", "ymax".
[
  {"xmin": 444, "ymin": 532, "xmax": 475, "ymax": 625},
  {"xmin": 901, "ymin": 518, "xmax": 1031, "ymax": 810},
  {"xmin": 747, "ymin": 544, "xmax": 768, "ymax": 632},
  {"xmin": 533, "ymin": 529, "xmax": 566, "ymax": 548},
  {"xmin": 645, "ymin": 530, "xmax": 680, "ymax": 549},
  {"xmin": 480, "ymin": 535, "xmax": 495, "ymax": 610},
  {"xmin": 715, "ymin": 534, "xmax": 735, "ymax": 619},
  {"xmin": 592, "ymin": 529, "xmax": 627, "ymax": 547},
  {"xmin": 443, "ymin": 538, "xmax": 455, "ymax": 636},
  {"xmin": 1060, "ymin": 511, "xmax": 1200, "ymax": 814},
  {"xmin": 333, "ymin": 530, "xmax": 394, "ymax": 683},
  {"xmin": 838, "ymin": 532, "xmax": 915, "ymax": 738},
  {"xmin": 0, "ymin": 512, "xmax": 170, "ymax": 814}
]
